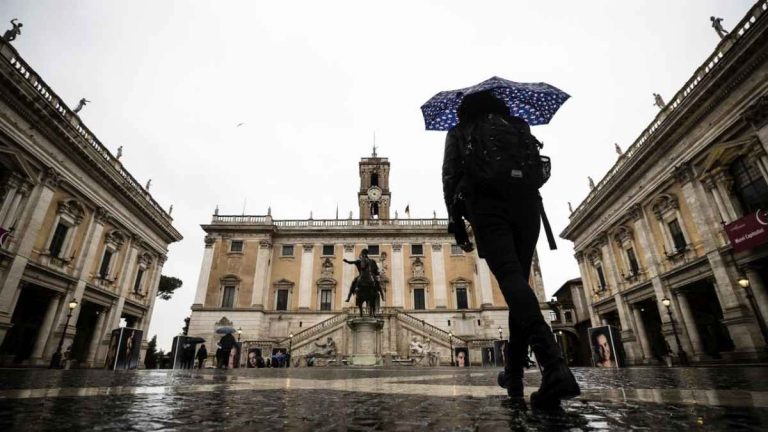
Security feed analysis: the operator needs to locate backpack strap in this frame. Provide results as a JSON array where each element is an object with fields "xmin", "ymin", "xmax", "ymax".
[{"xmin": 538, "ymin": 197, "xmax": 557, "ymax": 250}]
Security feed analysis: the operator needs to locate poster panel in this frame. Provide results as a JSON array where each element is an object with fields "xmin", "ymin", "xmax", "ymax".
[
  {"xmin": 588, "ymin": 325, "xmax": 622, "ymax": 368},
  {"xmin": 246, "ymin": 347, "xmax": 262, "ymax": 368},
  {"xmin": 493, "ymin": 340, "xmax": 508, "ymax": 368},
  {"xmin": 454, "ymin": 347, "xmax": 470, "ymax": 367}
]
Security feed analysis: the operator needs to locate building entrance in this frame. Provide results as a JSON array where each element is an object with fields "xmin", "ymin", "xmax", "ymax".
[
  {"xmin": 0, "ymin": 286, "xmax": 52, "ymax": 363},
  {"xmin": 636, "ymin": 299, "xmax": 667, "ymax": 363},
  {"xmin": 684, "ymin": 282, "xmax": 734, "ymax": 358},
  {"xmin": 70, "ymin": 302, "xmax": 101, "ymax": 365}
]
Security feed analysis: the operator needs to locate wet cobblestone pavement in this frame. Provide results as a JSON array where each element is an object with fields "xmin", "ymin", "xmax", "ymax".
[{"xmin": 0, "ymin": 366, "xmax": 767, "ymax": 431}]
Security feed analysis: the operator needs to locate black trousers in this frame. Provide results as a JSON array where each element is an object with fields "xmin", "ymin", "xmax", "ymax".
[{"xmin": 467, "ymin": 192, "xmax": 547, "ymax": 369}]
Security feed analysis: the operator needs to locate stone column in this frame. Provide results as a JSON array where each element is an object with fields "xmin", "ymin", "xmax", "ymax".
[
  {"xmin": 0, "ymin": 170, "xmax": 59, "ymax": 345},
  {"xmin": 575, "ymin": 252, "xmax": 599, "ymax": 327},
  {"xmin": 297, "ymin": 244, "xmax": 315, "ymax": 310},
  {"xmin": 430, "ymin": 243, "xmax": 447, "ymax": 308},
  {"xmin": 714, "ymin": 170, "xmax": 740, "ymax": 221},
  {"xmin": 477, "ymin": 257, "xmax": 495, "ymax": 308},
  {"xmin": 628, "ymin": 204, "xmax": 661, "ymax": 278},
  {"xmin": 631, "ymin": 305, "xmax": 652, "ymax": 362},
  {"xmin": 193, "ymin": 236, "xmax": 216, "ymax": 307},
  {"xmin": 85, "ymin": 307, "xmax": 108, "ymax": 366},
  {"xmin": 745, "ymin": 268, "xmax": 768, "ymax": 326},
  {"xmin": 0, "ymin": 173, "xmax": 21, "ymax": 223},
  {"xmin": 250, "ymin": 240, "xmax": 272, "ymax": 309},
  {"xmin": 390, "ymin": 243, "xmax": 405, "ymax": 308},
  {"xmin": 29, "ymin": 294, "xmax": 62, "ymax": 364},
  {"xmin": 1, "ymin": 184, "xmax": 25, "ymax": 228},
  {"xmin": 675, "ymin": 291, "xmax": 704, "ymax": 356}
]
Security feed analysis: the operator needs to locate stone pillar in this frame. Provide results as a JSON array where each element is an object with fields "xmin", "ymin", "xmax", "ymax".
[
  {"xmin": 29, "ymin": 294, "xmax": 62, "ymax": 364},
  {"xmin": 477, "ymin": 257, "xmax": 495, "ymax": 308},
  {"xmin": 390, "ymin": 243, "xmax": 405, "ymax": 308},
  {"xmin": 430, "ymin": 243, "xmax": 447, "ymax": 308},
  {"xmin": 675, "ymin": 291, "xmax": 705, "ymax": 356},
  {"xmin": 85, "ymin": 307, "xmax": 108, "ymax": 366},
  {"xmin": 714, "ymin": 170, "xmax": 740, "ymax": 221},
  {"xmin": 1, "ymin": 185, "xmax": 25, "ymax": 228},
  {"xmin": 575, "ymin": 252, "xmax": 599, "ymax": 327},
  {"xmin": 0, "ymin": 171, "xmax": 58, "ymax": 345},
  {"xmin": 628, "ymin": 204, "xmax": 661, "ymax": 278},
  {"xmin": 745, "ymin": 268, "xmax": 768, "ymax": 327},
  {"xmin": 297, "ymin": 244, "xmax": 315, "ymax": 310},
  {"xmin": 0, "ymin": 173, "xmax": 21, "ymax": 223},
  {"xmin": 631, "ymin": 305, "xmax": 652, "ymax": 362},
  {"xmin": 250, "ymin": 240, "xmax": 272, "ymax": 309},
  {"xmin": 193, "ymin": 236, "xmax": 216, "ymax": 307}
]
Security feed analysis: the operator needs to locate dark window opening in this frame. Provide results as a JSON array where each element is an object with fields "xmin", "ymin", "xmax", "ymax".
[
  {"xmin": 281, "ymin": 245, "xmax": 294, "ymax": 256},
  {"xmin": 414, "ymin": 288, "xmax": 426, "ymax": 310},
  {"xmin": 320, "ymin": 289, "xmax": 332, "ymax": 311},
  {"xmin": 322, "ymin": 244, "xmax": 335, "ymax": 256},
  {"xmin": 367, "ymin": 245, "xmax": 380, "ymax": 255},
  {"xmin": 371, "ymin": 173, "xmax": 379, "ymax": 187},
  {"xmin": 596, "ymin": 266, "xmax": 607, "ymax": 291},
  {"xmin": 626, "ymin": 248, "xmax": 640, "ymax": 275},
  {"xmin": 456, "ymin": 287, "xmax": 468, "ymax": 309},
  {"xmin": 370, "ymin": 202, "xmax": 379, "ymax": 218},
  {"xmin": 222, "ymin": 285, "xmax": 235, "ymax": 308},
  {"xmin": 49, "ymin": 223, "xmax": 68, "ymax": 257},
  {"xmin": 99, "ymin": 250, "xmax": 113, "ymax": 279},
  {"xmin": 668, "ymin": 219, "xmax": 686, "ymax": 251},
  {"xmin": 133, "ymin": 269, "xmax": 144, "ymax": 293},
  {"xmin": 276, "ymin": 289, "xmax": 289, "ymax": 311},
  {"xmin": 411, "ymin": 244, "xmax": 423, "ymax": 255},
  {"xmin": 230, "ymin": 240, "xmax": 243, "ymax": 252},
  {"xmin": 730, "ymin": 156, "xmax": 768, "ymax": 214}
]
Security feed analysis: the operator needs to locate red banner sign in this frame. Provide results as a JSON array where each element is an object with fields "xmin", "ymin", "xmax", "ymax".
[{"xmin": 724, "ymin": 210, "xmax": 768, "ymax": 253}]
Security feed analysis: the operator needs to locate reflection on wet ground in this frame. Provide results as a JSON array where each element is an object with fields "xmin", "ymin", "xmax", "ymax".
[{"xmin": 0, "ymin": 366, "xmax": 766, "ymax": 431}]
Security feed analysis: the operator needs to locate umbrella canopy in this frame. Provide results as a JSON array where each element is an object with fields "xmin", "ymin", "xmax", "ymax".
[
  {"xmin": 215, "ymin": 326, "xmax": 237, "ymax": 335},
  {"xmin": 186, "ymin": 336, "xmax": 205, "ymax": 343},
  {"xmin": 420, "ymin": 76, "xmax": 570, "ymax": 131}
]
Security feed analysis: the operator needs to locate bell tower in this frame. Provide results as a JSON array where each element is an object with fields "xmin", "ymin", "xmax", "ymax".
[{"xmin": 358, "ymin": 145, "xmax": 391, "ymax": 220}]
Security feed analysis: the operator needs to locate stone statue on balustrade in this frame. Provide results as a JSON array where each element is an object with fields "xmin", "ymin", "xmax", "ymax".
[
  {"xmin": 309, "ymin": 336, "xmax": 337, "ymax": 357},
  {"xmin": 710, "ymin": 16, "xmax": 728, "ymax": 39},
  {"xmin": 653, "ymin": 93, "xmax": 666, "ymax": 110},
  {"xmin": 2, "ymin": 19, "xmax": 22, "ymax": 42},
  {"xmin": 73, "ymin": 98, "xmax": 90, "ymax": 114}
]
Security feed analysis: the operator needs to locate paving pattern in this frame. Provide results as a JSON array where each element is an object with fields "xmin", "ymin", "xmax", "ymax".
[{"xmin": 0, "ymin": 366, "xmax": 767, "ymax": 431}]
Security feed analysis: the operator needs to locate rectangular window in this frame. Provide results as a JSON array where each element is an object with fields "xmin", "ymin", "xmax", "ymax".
[
  {"xmin": 133, "ymin": 268, "xmax": 145, "ymax": 293},
  {"xmin": 49, "ymin": 223, "xmax": 69, "ymax": 257},
  {"xmin": 276, "ymin": 289, "xmax": 289, "ymax": 311},
  {"xmin": 668, "ymin": 219, "xmax": 686, "ymax": 251},
  {"xmin": 99, "ymin": 249, "xmax": 113, "ymax": 279},
  {"xmin": 281, "ymin": 245, "xmax": 294, "ymax": 257},
  {"xmin": 221, "ymin": 285, "xmax": 235, "ymax": 308},
  {"xmin": 564, "ymin": 311, "xmax": 573, "ymax": 323},
  {"xmin": 626, "ymin": 247, "xmax": 640, "ymax": 275},
  {"xmin": 411, "ymin": 244, "xmax": 424, "ymax": 255},
  {"xmin": 456, "ymin": 287, "xmax": 468, "ymax": 309},
  {"xmin": 320, "ymin": 289, "xmax": 332, "ymax": 311},
  {"xmin": 596, "ymin": 265, "xmax": 607, "ymax": 291},
  {"xmin": 414, "ymin": 288, "xmax": 426, "ymax": 310},
  {"xmin": 367, "ymin": 245, "xmax": 379, "ymax": 255},
  {"xmin": 230, "ymin": 240, "xmax": 243, "ymax": 252},
  {"xmin": 322, "ymin": 244, "xmax": 335, "ymax": 256},
  {"xmin": 450, "ymin": 244, "xmax": 463, "ymax": 255}
]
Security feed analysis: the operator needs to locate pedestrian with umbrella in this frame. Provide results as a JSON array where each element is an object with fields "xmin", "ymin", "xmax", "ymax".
[
  {"xmin": 424, "ymin": 76, "xmax": 580, "ymax": 408},
  {"xmin": 215, "ymin": 326, "xmax": 237, "ymax": 368}
]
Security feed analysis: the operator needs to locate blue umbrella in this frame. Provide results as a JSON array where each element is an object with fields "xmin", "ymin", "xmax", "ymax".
[
  {"xmin": 420, "ymin": 76, "xmax": 570, "ymax": 131},
  {"xmin": 215, "ymin": 326, "xmax": 237, "ymax": 335}
]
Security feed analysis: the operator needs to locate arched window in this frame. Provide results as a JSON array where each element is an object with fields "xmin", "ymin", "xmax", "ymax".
[{"xmin": 371, "ymin": 172, "xmax": 379, "ymax": 187}]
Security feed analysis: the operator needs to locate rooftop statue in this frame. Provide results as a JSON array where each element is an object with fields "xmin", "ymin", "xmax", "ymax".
[
  {"xmin": 2, "ymin": 19, "xmax": 22, "ymax": 42},
  {"xmin": 710, "ymin": 16, "xmax": 729, "ymax": 39}
]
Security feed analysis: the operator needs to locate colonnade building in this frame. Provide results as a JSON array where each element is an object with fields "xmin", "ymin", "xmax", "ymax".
[
  {"xmin": 188, "ymin": 152, "xmax": 549, "ymax": 364},
  {"xmin": 0, "ymin": 38, "xmax": 182, "ymax": 366},
  {"xmin": 561, "ymin": 2, "xmax": 768, "ymax": 365}
]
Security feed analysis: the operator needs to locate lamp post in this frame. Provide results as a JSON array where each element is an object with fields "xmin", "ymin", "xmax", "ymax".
[
  {"xmin": 237, "ymin": 327, "xmax": 242, "ymax": 342},
  {"xmin": 497, "ymin": 326, "xmax": 503, "ymax": 340},
  {"xmin": 738, "ymin": 275, "xmax": 768, "ymax": 346},
  {"xmin": 449, "ymin": 330, "xmax": 454, "ymax": 366},
  {"xmin": 661, "ymin": 297, "xmax": 689, "ymax": 366},
  {"xmin": 288, "ymin": 332, "xmax": 293, "ymax": 368},
  {"xmin": 49, "ymin": 298, "xmax": 78, "ymax": 369}
]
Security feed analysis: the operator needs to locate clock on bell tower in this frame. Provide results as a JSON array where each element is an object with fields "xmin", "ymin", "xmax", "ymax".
[{"xmin": 358, "ymin": 146, "xmax": 391, "ymax": 220}]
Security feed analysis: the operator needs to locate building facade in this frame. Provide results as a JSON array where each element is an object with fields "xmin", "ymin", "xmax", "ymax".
[
  {"xmin": 0, "ymin": 39, "xmax": 182, "ymax": 366},
  {"xmin": 188, "ymin": 152, "xmax": 549, "ymax": 365},
  {"xmin": 550, "ymin": 278, "xmax": 592, "ymax": 366},
  {"xmin": 561, "ymin": 2, "xmax": 768, "ymax": 366}
]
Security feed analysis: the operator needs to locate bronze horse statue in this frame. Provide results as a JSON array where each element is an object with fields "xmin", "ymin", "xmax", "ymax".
[{"xmin": 344, "ymin": 250, "xmax": 384, "ymax": 317}]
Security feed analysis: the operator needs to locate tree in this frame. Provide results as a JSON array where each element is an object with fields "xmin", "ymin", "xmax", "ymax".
[
  {"xmin": 157, "ymin": 275, "xmax": 183, "ymax": 300},
  {"xmin": 145, "ymin": 335, "xmax": 158, "ymax": 369}
]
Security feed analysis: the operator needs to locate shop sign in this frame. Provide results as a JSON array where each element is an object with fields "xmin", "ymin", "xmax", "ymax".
[{"xmin": 724, "ymin": 210, "xmax": 768, "ymax": 253}]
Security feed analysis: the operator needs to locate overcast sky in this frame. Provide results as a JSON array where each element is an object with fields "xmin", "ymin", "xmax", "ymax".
[{"xmin": 0, "ymin": 1, "xmax": 754, "ymax": 351}]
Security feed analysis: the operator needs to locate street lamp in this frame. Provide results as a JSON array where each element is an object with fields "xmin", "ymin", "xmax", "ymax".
[
  {"xmin": 448, "ymin": 330, "xmax": 454, "ymax": 366},
  {"xmin": 49, "ymin": 298, "xmax": 78, "ymax": 369},
  {"xmin": 288, "ymin": 332, "xmax": 293, "ymax": 368},
  {"xmin": 737, "ymin": 275, "xmax": 768, "ymax": 345},
  {"xmin": 237, "ymin": 327, "xmax": 242, "ymax": 342},
  {"xmin": 497, "ymin": 326, "xmax": 503, "ymax": 340},
  {"xmin": 661, "ymin": 297, "xmax": 689, "ymax": 366}
]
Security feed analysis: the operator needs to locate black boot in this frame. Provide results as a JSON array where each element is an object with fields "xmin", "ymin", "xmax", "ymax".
[
  {"xmin": 497, "ymin": 338, "xmax": 527, "ymax": 401},
  {"xmin": 527, "ymin": 322, "xmax": 580, "ymax": 407}
]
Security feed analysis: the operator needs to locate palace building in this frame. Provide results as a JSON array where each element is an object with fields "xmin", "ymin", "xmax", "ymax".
[
  {"xmin": 187, "ymin": 151, "xmax": 549, "ymax": 365},
  {"xmin": 561, "ymin": 2, "xmax": 768, "ymax": 365},
  {"xmin": 0, "ymin": 38, "xmax": 182, "ymax": 366}
]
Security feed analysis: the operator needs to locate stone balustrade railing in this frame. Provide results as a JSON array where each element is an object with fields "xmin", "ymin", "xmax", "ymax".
[
  {"xmin": 0, "ymin": 39, "xmax": 173, "ymax": 223},
  {"xmin": 211, "ymin": 215, "xmax": 449, "ymax": 228},
  {"xmin": 396, "ymin": 311, "xmax": 467, "ymax": 345},
  {"xmin": 278, "ymin": 312, "xmax": 348, "ymax": 347},
  {"xmin": 569, "ymin": 0, "xmax": 768, "ymax": 223}
]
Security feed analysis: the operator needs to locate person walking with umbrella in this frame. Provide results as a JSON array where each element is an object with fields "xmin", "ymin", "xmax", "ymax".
[
  {"xmin": 196, "ymin": 344, "xmax": 208, "ymax": 369},
  {"xmin": 424, "ymin": 77, "xmax": 579, "ymax": 408}
]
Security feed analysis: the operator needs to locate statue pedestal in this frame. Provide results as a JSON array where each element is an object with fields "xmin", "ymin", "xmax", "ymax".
[{"xmin": 347, "ymin": 316, "xmax": 384, "ymax": 366}]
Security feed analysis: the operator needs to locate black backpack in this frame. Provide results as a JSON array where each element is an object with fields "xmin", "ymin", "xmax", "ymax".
[{"xmin": 460, "ymin": 113, "xmax": 550, "ymax": 191}]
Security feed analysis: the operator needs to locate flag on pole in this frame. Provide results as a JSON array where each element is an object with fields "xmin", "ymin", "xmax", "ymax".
[{"xmin": 405, "ymin": 204, "xmax": 410, "ymax": 218}]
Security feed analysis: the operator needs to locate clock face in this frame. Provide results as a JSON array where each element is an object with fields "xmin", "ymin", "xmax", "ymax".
[{"xmin": 367, "ymin": 187, "xmax": 382, "ymax": 201}]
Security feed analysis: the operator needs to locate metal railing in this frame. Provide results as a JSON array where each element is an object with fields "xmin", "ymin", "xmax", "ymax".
[{"xmin": 569, "ymin": 0, "xmax": 768, "ymax": 223}]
